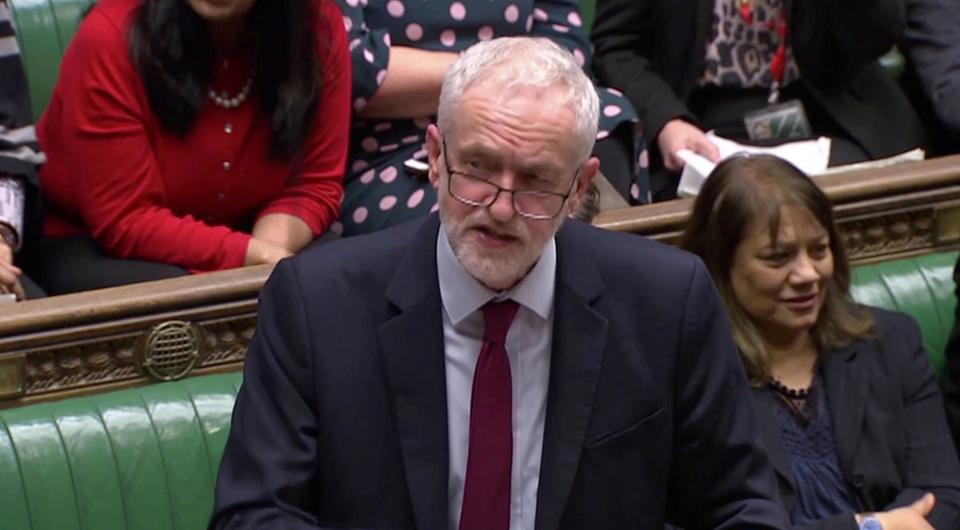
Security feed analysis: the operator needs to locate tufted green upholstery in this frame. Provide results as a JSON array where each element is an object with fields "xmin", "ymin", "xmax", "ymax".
[
  {"xmin": 0, "ymin": 372, "xmax": 241, "ymax": 530},
  {"xmin": 850, "ymin": 251, "xmax": 958, "ymax": 379},
  {"xmin": 9, "ymin": 0, "xmax": 96, "ymax": 119}
]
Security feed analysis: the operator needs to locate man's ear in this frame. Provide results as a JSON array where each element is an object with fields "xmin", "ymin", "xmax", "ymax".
[
  {"xmin": 566, "ymin": 155, "xmax": 600, "ymax": 215},
  {"xmin": 426, "ymin": 125, "xmax": 443, "ymax": 190}
]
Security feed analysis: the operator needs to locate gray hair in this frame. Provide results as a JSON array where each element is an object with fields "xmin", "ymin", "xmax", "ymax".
[{"xmin": 437, "ymin": 37, "xmax": 599, "ymax": 164}]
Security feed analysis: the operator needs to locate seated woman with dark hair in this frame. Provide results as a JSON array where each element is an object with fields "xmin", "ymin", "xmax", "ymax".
[
  {"xmin": 37, "ymin": 0, "xmax": 350, "ymax": 294},
  {"xmin": 680, "ymin": 155, "xmax": 960, "ymax": 530}
]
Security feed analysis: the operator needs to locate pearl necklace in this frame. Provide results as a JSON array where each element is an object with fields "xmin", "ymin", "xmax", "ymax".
[{"xmin": 207, "ymin": 74, "xmax": 253, "ymax": 109}]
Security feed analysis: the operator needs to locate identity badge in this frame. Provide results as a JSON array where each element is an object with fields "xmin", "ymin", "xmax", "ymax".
[{"xmin": 743, "ymin": 100, "xmax": 813, "ymax": 141}]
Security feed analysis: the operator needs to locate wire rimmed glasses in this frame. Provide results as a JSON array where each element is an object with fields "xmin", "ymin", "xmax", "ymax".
[{"xmin": 441, "ymin": 139, "xmax": 578, "ymax": 220}]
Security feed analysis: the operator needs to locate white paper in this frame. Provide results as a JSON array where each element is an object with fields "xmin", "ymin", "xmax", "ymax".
[{"xmin": 676, "ymin": 132, "xmax": 832, "ymax": 197}]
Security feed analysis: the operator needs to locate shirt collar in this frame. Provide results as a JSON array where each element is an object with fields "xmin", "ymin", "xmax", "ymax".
[{"xmin": 437, "ymin": 225, "xmax": 556, "ymax": 326}]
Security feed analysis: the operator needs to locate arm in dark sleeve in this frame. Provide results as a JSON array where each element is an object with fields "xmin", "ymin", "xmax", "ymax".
[
  {"xmin": 882, "ymin": 314, "xmax": 960, "ymax": 528},
  {"xmin": 590, "ymin": 0, "xmax": 694, "ymax": 138},
  {"xmin": 791, "ymin": 0, "xmax": 906, "ymax": 86},
  {"xmin": 210, "ymin": 259, "xmax": 323, "ymax": 529},
  {"xmin": 668, "ymin": 257, "xmax": 790, "ymax": 530}
]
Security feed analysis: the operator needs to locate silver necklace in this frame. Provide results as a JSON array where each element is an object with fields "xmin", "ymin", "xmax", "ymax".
[{"xmin": 207, "ymin": 74, "xmax": 253, "ymax": 109}]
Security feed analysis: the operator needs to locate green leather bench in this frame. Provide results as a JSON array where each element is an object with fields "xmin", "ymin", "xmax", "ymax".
[{"xmin": 0, "ymin": 250, "xmax": 956, "ymax": 530}]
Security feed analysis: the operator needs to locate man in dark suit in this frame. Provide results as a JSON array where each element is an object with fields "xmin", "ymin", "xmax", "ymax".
[{"xmin": 210, "ymin": 37, "xmax": 789, "ymax": 530}]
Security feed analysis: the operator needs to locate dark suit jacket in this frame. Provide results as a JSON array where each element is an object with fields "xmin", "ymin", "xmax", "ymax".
[
  {"xmin": 210, "ymin": 214, "xmax": 790, "ymax": 530},
  {"xmin": 591, "ymin": 0, "xmax": 925, "ymax": 159},
  {"xmin": 752, "ymin": 308, "xmax": 960, "ymax": 530}
]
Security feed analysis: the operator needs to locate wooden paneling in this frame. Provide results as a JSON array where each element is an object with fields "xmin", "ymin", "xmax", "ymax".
[{"xmin": 1, "ymin": 155, "xmax": 958, "ymax": 406}]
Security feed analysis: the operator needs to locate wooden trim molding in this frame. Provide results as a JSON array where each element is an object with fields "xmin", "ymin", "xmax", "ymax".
[{"xmin": 1, "ymin": 155, "xmax": 959, "ymax": 405}]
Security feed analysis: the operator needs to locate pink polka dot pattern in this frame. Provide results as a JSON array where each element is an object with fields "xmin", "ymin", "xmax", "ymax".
[
  {"xmin": 342, "ymin": 16, "xmax": 353, "ymax": 32},
  {"xmin": 552, "ymin": 24, "xmax": 569, "ymax": 33},
  {"xmin": 638, "ymin": 149, "xmax": 650, "ymax": 169},
  {"xmin": 402, "ymin": 135, "xmax": 420, "ymax": 144},
  {"xmin": 405, "ymin": 23, "xmax": 423, "ymax": 41},
  {"xmin": 606, "ymin": 87, "xmax": 624, "ymax": 97},
  {"xmin": 353, "ymin": 97, "xmax": 367, "ymax": 111},
  {"xmin": 380, "ymin": 143, "xmax": 399, "ymax": 153},
  {"xmin": 380, "ymin": 166, "xmax": 399, "ymax": 183},
  {"xmin": 413, "ymin": 148, "xmax": 428, "ymax": 159},
  {"xmin": 386, "ymin": 0, "xmax": 404, "ymax": 17},
  {"xmin": 603, "ymin": 105, "xmax": 622, "ymax": 117},
  {"xmin": 450, "ymin": 2, "xmax": 467, "ymax": 20},
  {"xmin": 413, "ymin": 118, "xmax": 430, "ymax": 129},
  {"xmin": 533, "ymin": 8, "xmax": 548, "ymax": 21},
  {"xmin": 360, "ymin": 169, "xmax": 376, "ymax": 184},
  {"xmin": 353, "ymin": 207, "xmax": 369, "ymax": 224},
  {"xmin": 349, "ymin": 38, "xmax": 362, "ymax": 51},
  {"xmin": 630, "ymin": 183, "xmax": 640, "ymax": 200},
  {"xmin": 345, "ymin": 0, "xmax": 358, "ymax": 6},
  {"xmin": 504, "ymin": 4, "xmax": 519, "ymax": 23},
  {"xmin": 430, "ymin": 203, "xmax": 440, "ymax": 213},
  {"xmin": 352, "ymin": 160, "xmax": 369, "ymax": 172},
  {"xmin": 376, "ymin": 70, "xmax": 387, "ymax": 85},
  {"xmin": 596, "ymin": 130, "xmax": 610, "ymax": 140},
  {"xmin": 363, "ymin": 48, "xmax": 375, "ymax": 63},
  {"xmin": 407, "ymin": 188, "xmax": 425, "ymax": 208},
  {"xmin": 440, "ymin": 29, "xmax": 456, "ymax": 47},
  {"xmin": 329, "ymin": 222, "xmax": 344, "ymax": 236},
  {"xmin": 526, "ymin": 15, "xmax": 533, "ymax": 32},
  {"xmin": 477, "ymin": 25, "xmax": 494, "ymax": 41},
  {"xmin": 374, "ymin": 122, "xmax": 392, "ymax": 132},
  {"xmin": 379, "ymin": 195, "xmax": 399, "ymax": 210},
  {"xmin": 383, "ymin": 33, "xmax": 391, "ymax": 46},
  {"xmin": 573, "ymin": 49, "xmax": 585, "ymax": 67},
  {"xmin": 567, "ymin": 11, "xmax": 582, "ymax": 26},
  {"xmin": 361, "ymin": 137, "xmax": 379, "ymax": 152}
]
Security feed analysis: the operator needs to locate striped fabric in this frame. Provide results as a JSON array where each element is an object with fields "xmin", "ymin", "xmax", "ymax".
[{"xmin": 0, "ymin": 0, "xmax": 43, "ymax": 251}]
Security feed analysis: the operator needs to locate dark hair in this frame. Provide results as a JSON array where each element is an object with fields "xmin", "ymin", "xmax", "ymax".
[
  {"xmin": 129, "ymin": 0, "xmax": 329, "ymax": 158},
  {"xmin": 679, "ymin": 155, "xmax": 873, "ymax": 384}
]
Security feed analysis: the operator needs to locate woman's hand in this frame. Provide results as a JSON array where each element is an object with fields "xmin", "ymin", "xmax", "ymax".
[
  {"xmin": 0, "ymin": 240, "xmax": 26, "ymax": 301},
  {"xmin": 657, "ymin": 119, "xmax": 720, "ymax": 171},
  {"xmin": 860, "ymin": 493, "xmax": 936, "ymax": 530},
  {"xmin": 244, "ymin": 238, "xmax": 294, "ymax": 266}
]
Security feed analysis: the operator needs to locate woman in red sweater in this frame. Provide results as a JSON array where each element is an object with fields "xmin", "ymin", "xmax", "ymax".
[{"xmin": 37, "ymin": 0, "xmax": 350, "ymax": 294}]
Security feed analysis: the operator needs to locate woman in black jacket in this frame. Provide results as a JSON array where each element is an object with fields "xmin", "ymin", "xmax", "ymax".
[{"xmin": 592, "ymin": 0, "xmax": 926, "ymax": 201}]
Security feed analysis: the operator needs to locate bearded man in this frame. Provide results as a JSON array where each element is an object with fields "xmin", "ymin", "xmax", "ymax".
[{"xmin": 211, "ymin": 36, "xmax": 788, "ymax": 530}]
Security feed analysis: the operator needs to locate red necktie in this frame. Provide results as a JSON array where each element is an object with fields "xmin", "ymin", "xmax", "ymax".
[{"xmin": 459, "ymin": 300, "xmax": 520, "ymax": 530}]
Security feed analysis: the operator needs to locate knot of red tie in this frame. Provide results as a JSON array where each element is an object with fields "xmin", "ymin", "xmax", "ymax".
[{"xmin": 481, "ymin": 300, "xmax": 520, "ymax": 345}]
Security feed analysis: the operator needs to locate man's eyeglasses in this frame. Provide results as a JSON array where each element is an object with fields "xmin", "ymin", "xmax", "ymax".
[{"xmin": 441, "ymin": 139, "xmax": 578, "ymax": 220}]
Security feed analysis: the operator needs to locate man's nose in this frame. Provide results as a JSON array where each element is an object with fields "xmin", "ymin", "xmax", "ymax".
[{"xmin": 486, "ymin": 187, "xmax": 517, "ymax": 223}]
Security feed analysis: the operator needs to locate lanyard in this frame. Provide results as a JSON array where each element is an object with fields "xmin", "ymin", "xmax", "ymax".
[{"xmin": 737, "ymin": 0, "xmax": 789, "ymax": 102}]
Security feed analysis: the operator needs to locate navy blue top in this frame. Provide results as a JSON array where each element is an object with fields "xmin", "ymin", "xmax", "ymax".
[{"xmin": 773, "ymin": 369, "xmax": 859, "ymax": 525}]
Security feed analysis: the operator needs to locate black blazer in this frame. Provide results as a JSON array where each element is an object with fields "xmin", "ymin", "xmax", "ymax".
[
  {"xmin": 752, "ymin": 308, "xmax": 960, "ymax": 530},
  {"xmin": 591, "ymin": 0, "xmax": 925, "ymax": 159},
  {"xmin": 211, "ymin": 214, "xmax": 790, "ymax": 530}
]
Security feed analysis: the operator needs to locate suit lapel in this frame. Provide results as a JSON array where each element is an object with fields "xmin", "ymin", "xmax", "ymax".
[
  {"xmin": 751, "ymin": 387, "xmax": 798, "ymax": 510},
  {"xmin": 822, "ymin": 342, "xmax": 868, "ymax": 477},
  {"xmin": 378, "ymin": 215, "xmax": 449, "ymax": 530},
  {"xmin": 535, "ymin": 223, "xmax": 608, "ymax": 530}
]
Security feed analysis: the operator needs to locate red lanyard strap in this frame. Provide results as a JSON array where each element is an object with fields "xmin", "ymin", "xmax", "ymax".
[{"xmin": 738, "ymin": 0, "xmax": 789, "ymax": 84}]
